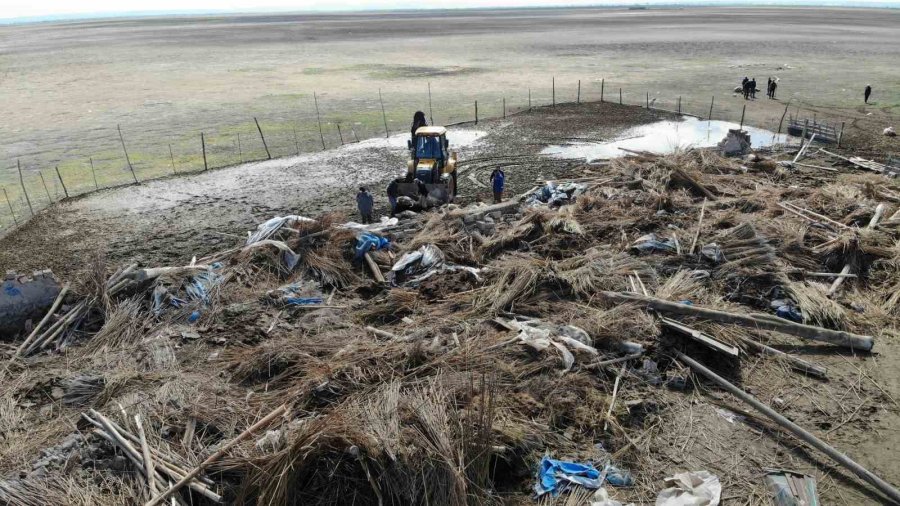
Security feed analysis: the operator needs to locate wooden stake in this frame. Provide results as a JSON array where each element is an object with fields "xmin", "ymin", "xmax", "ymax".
[
  {"xmin": 646, "ymin": 92, "xmax": 650, "ymax": 109},
  {"xmin": 3, "ymin": 188, "xmax": 18, "ymax": 226},
  {"xmin": 528, "ymin": 88, "xmax": 531, "ymax": 111},
  {"xmin": 552, "ymin": 77, "xmax": 555, "ymax": 107},
  {"xmin": 678, "ymin": 96, "xmax": 682, "ymax": 114},
  {"xmin": 475, "ymin": 100, "xmax": 478, "ymax": 124},
  {"xmin": 378, "ymin": 88, "xmax": 389, "ymax": 139},
  {"xmin": 364, "ymin": 252, "xmax": 386, "ymax": 283},
  {"xmin": 336, "ymin": 123, "xmax": 344, "ymax": 145},
  {"xmin": 708, "ymin": 96, "xmax": 715, "ymax": 121},
  {"xmin": 776, "ymin": 101, "xmax": 789, "ymax": 135},
  {"xmin": 89, "ymin": 157, "xmax": 99, "ymax": 189},
  {"xmin": 502, "ymin": 97, "xmax": 506, "ymax": 119},
  {"xmin": 739, "ymin": 104, "xmax": 746, "ymax": 130},
  {"xmin": 17, "ymin": 161, "xmax": 33, "ymax": 216},
  {"xmin": 292, "ymin": 126, "xmax": 301, "ymax": 154},
  {"xmin": 427, "ymin": 81, "xmax": 434, "ymax": 125},
  {"xmin": 54, "ymin": 166, "xmax": 68, "ymax": 198},
  {"xmin": 200, "ymin": 133, "xmax": 208, "ymax": 171},
  {"xmin": 313, "ymin": 88, "xmax": 328, "ymax": 149},
  {"xmin": 135, "ymin": 415, "xmax": 156, "ymax": 496},
  {"xmin": 117, "ymin": 124, "xmax": 138, "ymax": 184},
  {"xmin": 689, "ymin": 198, "xmax": 707, "ymax": 255},
  {"xmin": 254, "ymin": 118, "xmax": 271, "ymax": 160},
  {"xmin": 577, "ymin": 80, "xmax": 581, "ymax": 104},
  {"xmin": 677, "ymin": 352, "xmax": 900, "ymax": 504},
  {"xmin": 39, "ymin": 172, "xmax": 52, "ymax": 203},
  {"xmin": 351, "ymin": 126, "xmax": 359, "ymax": 143},
  {"xmin": 603, "ymin": 363, "xmax": 625, "ymax": 431},
  {"xmin": 600, "ymin": 78, "xmax": 604, "ymax": 102},
  {"xmin": 144, "ymin": 404, "xmax": 287, "ymax": 506},
  {"xmin": 236, "ymin": 133, "xmax": 243, "ymax": 163},
  {"xmin": 838, "ymin": 121, "xmax": 845, "ymax": 148},
  {"xmin": 619, "ymin": 88, "xmax": 622, "ymax": 105}
]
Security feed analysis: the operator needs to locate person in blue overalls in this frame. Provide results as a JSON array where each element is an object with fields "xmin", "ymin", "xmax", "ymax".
[{"xmin": 490, "ymin": 169, "xmax": 505, "ymax": 204}]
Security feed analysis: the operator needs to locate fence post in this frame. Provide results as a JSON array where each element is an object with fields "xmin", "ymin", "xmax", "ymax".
[
  {"xmin": 577, "ymin": 80, "xmax": 581, "ymax": 104},
  {"xmin": 740, "ymin": 104, "xmax": 746, "ymax": 130},
  {"xmin": 236, "ymin": 134, "xmax": 243, "ymax": 163},
  {"xmin": 601, "ymin": 78, "xmax": 604, "ymax": 103},
  {"xmin": 17, "ymin": 160, "xmax": 34, "ymax": 216},
  {"xmin": 351, "ymin": 127, "xmax": 360, "ymax": 143},
  {"xmin": 378, "ymin": 88, "xmax": 389, "ymax": 139},
  {"xmin": 838, "ymin": 121, "xmax": 845, "ymax": 148},
  {"xmin": 39, "ymin": 172, "xmax": 52, "ymax": 202},
  {"xmin": 337, "ymin": 123, "xmax": 344, "ymax": 145},
  {"xmin": 117, "ymin": 124, "xmax": 138, "ymax": 184},
  {"xmin": 475, "ymin": 101, "xmax": 478, "ymax": 124},
  {"xmin": 292, "ymin": 126, "xmax": 301, "ymax": 154},
  {"xmin": 776, "ymin": 102, "xmax": 789, "ymax": 136},
  {"xmin": 678, "ymin": 96, "xmax": 682, "ymax": 114},
  {"xmin": 619, "ymin": 88, "xmax": 622, "ymax": 105},
  {"xmin": 54, "ymin": 166, "xmax": 68, "ymax": 198},
  {"xmin": 89, "ymin": 157, "xmax": 99, "ymax": 189},
  {"xmin": 314, "ymin": 92, "xmax": 326, "ymax": 149},
  {"xmin": 503, "ymin": 97, "xmax": 506, "ymax": 119},
  {"xmin": 201, "ymin": 133, "xmax": 208, "ymax": 171},
  {"xmin": 552, "ymin": 77, "xmax": 555, "ymax": 107},
  {"xmin": 254, "ymin": 118, "xmax": 271, "ymax": 160},
  {"xmin": 708, "ymin": 96, "xmax": 715, "ymax": 121},
  {"xmin": 646, "ymin": 92, "xmax": 650, "ymax": 109},
  {"xmin": 3, "ymin": 188, "xmax": 17, "ymax": 226},
  {"xmin": 800, "ymin": 119, "xmax": 809, "ymax": 149},
  {"xmin": 428, "ymin": 82, "xmax": 434, "ymax": 125},
  {"xmin": 168, "ymin": 145, "xmax": 177, "ymax": 174},
  {"xmin": 528, "ymin": 89, "xmax": 532, "ymax": 111}
]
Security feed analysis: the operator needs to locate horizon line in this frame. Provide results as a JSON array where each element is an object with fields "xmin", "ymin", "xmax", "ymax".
[{"xmin": 2, "ymin": 1, "xmax": 898, "ymax": 25}]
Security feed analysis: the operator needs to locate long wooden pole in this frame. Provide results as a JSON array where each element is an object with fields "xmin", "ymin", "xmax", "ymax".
[
  {"xmin": 292, "ymin": 126, "xmax": 301, "ymax": 154},
  {"xmin": 552, "ymin": 77, "xmax": 555, "ymax": 107},
  {"xmin": 577, "ymin": 80, "xmax": 581, "ymax": 104},
  {"xmin": 600, "ymin": 78, "xmax": 604, "ymax": 102},
  {"xmin": 336, "ymin": 123, "xmax": 344, "ymax": 145},
  {"xmin": 739, "ymin": 104, "xmax": 746, "ymax": 130},
  {"xmin": 144, "ymin": 404, "xmax": 288, "ymax": 506},
  {"xmin": 168, "ymin": 145, "xmax": 177, "ymax": 174},
  {"xmin": 236, "ymin": 133, "xmax": 243, "ymax": 163},
  {"xmin": 475, "ymin": 101, "xmax": 478, "ymax": 124},
  {"xmin": 18, "ymin": 160, "xmax": 34, "ymax": 216},
  {"xmin": 3, "ymin": 188, "xmax": 18, "ymax": 226},
  {"xmin": 502, "ymin": 97, "xmax": 506, "ymax": 119},
  {"xmin": 254, "ymin": 118, "xmax": 271, "ymax": 160},
  {"xmin": 708, "ymin": 96, "xmax": 715, "ymax": 121},
  {"xmin": 89, "ymin": 157, "xmax": 99, "ymax": 189},
  {"xmin": 646, "ymin": 92, "xmax": 650, "ymax": 109},
  {"xmin": 39, "ymin": 172, "xmax": 53, "ymax": 202},
  {"xmin": 378, "ymin": 88, "xmax": 389, "ymax": 139},
  {"xmin": 14, "ymin": 284, "xmax": 69, "ymax": 358},
  {"xmin": 200, "ymin": 133, "xmax": 208, "ymax": 171},
  {"xmin": 678, "ymin": 352, "xmax": 900, "ymax": 504},
  {"xmin": 117, "ymin": 124, "xmax": 138, "ymax": 183},
  {"xmin": 777, "ymin": 101, "xmax": 790, "ymax": 135},
  {"xmin": 601, "ymin": 291, "xmax": 874, "ymax": 350},
  {"xmin": 619, "ymin": 88, "xmax": 622, "ymax": 105},
  {"xmin": 54, "ymin": 166, "xmax": 68, "ymax": 198}
]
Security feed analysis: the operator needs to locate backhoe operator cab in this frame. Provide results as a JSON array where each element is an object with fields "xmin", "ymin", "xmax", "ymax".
[{"xmin": 395, "ymin": 126, "xmax": 458, "ymax": 209}]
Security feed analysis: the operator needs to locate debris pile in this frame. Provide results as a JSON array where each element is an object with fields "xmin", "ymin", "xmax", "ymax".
[{"xmin": 3, "ymin": 141, "xmax": 900, "ymax": 505}]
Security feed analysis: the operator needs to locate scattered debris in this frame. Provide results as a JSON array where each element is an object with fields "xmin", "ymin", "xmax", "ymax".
[{"xmin": 655, "ymin": 471, "xmax": 722, "ymax": 506}]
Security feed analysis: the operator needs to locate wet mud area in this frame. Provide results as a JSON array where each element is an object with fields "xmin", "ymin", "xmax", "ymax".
[{"xmin": 0, "ymin": 102, "xmax": 672, "ymax": 280}]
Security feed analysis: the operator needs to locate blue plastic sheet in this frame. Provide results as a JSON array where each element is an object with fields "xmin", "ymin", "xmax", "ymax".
[
  {"xmin": 534, "ymin": 456, "xmax": 602, "ymax": 497},
  {"xmin": 354, "ymin": 232, "xmax": 390, "ymax": 260}
]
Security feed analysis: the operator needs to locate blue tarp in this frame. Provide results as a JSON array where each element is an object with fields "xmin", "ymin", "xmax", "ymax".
[
  {"xmin": 354, "ymin": 232, "xmax": 390, "ymax": 260},
  {"xmin": 534, "ymin": 457, "xmax": 602, "ymax": 497}
]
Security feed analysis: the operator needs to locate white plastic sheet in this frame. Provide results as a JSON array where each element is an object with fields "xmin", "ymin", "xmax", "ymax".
[{"xmin": 655, "ymin": 471, "xmax": 721, "ymax": 506}]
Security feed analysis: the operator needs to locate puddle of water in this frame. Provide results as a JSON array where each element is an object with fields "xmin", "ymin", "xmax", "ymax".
[
  {"xmin": 333, "ymin": 128, "xmax": 488, "ymax": 154},
  {"xmin": 541, "ymin": 117, "xmax": 789, "ymax": 161}
]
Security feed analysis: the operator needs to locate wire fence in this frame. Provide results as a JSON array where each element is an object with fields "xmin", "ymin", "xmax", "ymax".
[{"xmin": 0, "ymin": 77, "xmax": 820, "ymax": 236}]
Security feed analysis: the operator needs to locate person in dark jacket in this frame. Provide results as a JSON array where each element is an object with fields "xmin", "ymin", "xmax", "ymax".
[
  {"xmin": 356, "ymin": 186, "xmax": 374, "ymax": 224},
  {"xmin": 386, "ymin": 179, "xmax": 399, "ymax": 217},
  {"xmin": 769, "ymin": 80, "xmax": 777, "ymax": 99},
  {"xmin": 410, "ymin": 111, "xmax": 427, "ymax": 143},
  {"xmin": 490, "ymin": 169, "xmax": 505, "ymax": 204},
  {"xmin": 865, "ymin": 85, "xmax": 872, "ymax": 104},
  {"xmin": 741, "ymin": 77, "xmax": 749, "ymax": 99},
  {"xmin": 766, "ymin": 78, "xmax": 772, "ymax": 98},
  {"xmin": 749, "ymin": 78, "xmax": 757, "ymax": 99}
]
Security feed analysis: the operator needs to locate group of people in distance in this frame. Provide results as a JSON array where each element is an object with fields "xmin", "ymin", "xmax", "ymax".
[{"xmin": 741, "ymin": 76, "xmax": 777, "ymax": 100}]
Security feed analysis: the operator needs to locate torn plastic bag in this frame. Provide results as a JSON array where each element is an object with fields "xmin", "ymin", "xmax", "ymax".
[
  {"xmin": 354, "ymin": 232, "xmax": 390, "ymax": 261},
  {"xmin": 700, "ymin": 243, "xmax": 725, "ymax": 263},
  {"xmin": 655, "ymin": 471, "xmax": 721, "ymax": 506},
  {"xmin": 183, "ymin": 262, "xmax": 224, "ymax": 304},
  {"xmin": 526, "ymin": 181, "xmax": 587, "ymax": 208},
  {"xmin": 506, "ymin": 319, "xmax": 598, "ymax": 373},
  {"xmin": 389, "ymin": 244, "xmax": 445, "ymax": 286},
  {"xmin": 247, "ymin": 215, "xmax": 315, "ymax": 245},
  {"xmin": 240, "ymin": 240, "xmax": 300, "ymax": 272},
  {"xmin": 534, "ymin": 456, "xmax": 602, "ymax": 497},
  {"xmin": 266, "ymin": 281, "xmax": 324, "ymax": 306},
  {"xmin": 341, "ymin": 216, "xmax": 399, "ymax": 233},
  {"xmin": 631, "ymin": 233, "xmax": 677, "ymax": 254}
]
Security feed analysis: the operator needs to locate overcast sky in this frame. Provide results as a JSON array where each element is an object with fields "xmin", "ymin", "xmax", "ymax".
[{"xmin": 1, "ymin": 0, "xmax": 896, "ymax": 21}]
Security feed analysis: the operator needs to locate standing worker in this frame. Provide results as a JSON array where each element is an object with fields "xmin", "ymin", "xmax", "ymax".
[
  {"xmin": 386, "ymin": 179, "xmax": 399, "ymax": 218},
  {"xmin": 356, "ymin": 186, "xmax": 374, "ymax": 224},
  {"xmin": 767, "ymin": 78, "xmax": 772, "ymax": 98},
  {"xmin": 742, "ymin": 78, "xmax": 750, "ymax": 100},
  {"xmin": 865, "ymin": 84, "xmax": 872, "ymax": 104},
  {"xmin": 490, "ymin": 168, "xmax": 505, "ymax": 204},
  {"xmin": 770, "ymin": 80, "xmax": 777, "ymax": 99},
  {"xmin": 749, "ymin": 78, "xmax": 757, "ymax": 99}
]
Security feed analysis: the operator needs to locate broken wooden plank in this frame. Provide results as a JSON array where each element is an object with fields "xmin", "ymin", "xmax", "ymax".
[
  {"xmin": 660, "ymin": 317, "xmax": 740, "ymax": 358},
  {"xmin": 363, "ymin": 252, "xmax": 386, "ymax": 283},
  {"xmin": 738, "ymin": 336, "xmax": 827, "ymax": 378}
]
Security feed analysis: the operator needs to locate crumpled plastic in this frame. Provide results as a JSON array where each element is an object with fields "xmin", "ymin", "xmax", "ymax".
[
  {"xmin": 241, "ymin": 240, "xmax": 300, "ymax": 272},
  {"xmin": 655, "ymin": 471, "xmax": 721, "ymax": 506},
  {"xmin": 534, "ymin": 456, "xmax": 602, "ymax": 497},
  {"xmin": 591, "ymin": 487, "xmax": 632, "ymax": 506},
  {"xmin": 151, "ymin": 263, "xmax": 224, "ymax": 316},
  {"xmin": 266, "ymin": 282, "xmax": 324, "ymax": 306},
  {"xmin": 526, "ymin": 181, "xmax": 587, "ymax": 207},
  {"xmin": 770, "ymin": 298, "xmax": 803, "ymax": 323},
  {"xmin": 631, "ymin": 233, "xmax": 677, "ymax": 254},
  {"xmin": 507, "ymin": 319, "xmax": 598, "ymax": 374},
  {"xmin": 354, "ymin": 232, "xmax": 390, "ymax": 261},
  {"xmin": 341, "ymin": 216, "xmax": 399, "ymax": 232},
  {"xmin": 247, "ymin": 215, "xmax": 315, "ymax": 245},
  {"xmin": 700, "ymin": 243, "xmax": 725, "ymax": 263}
]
